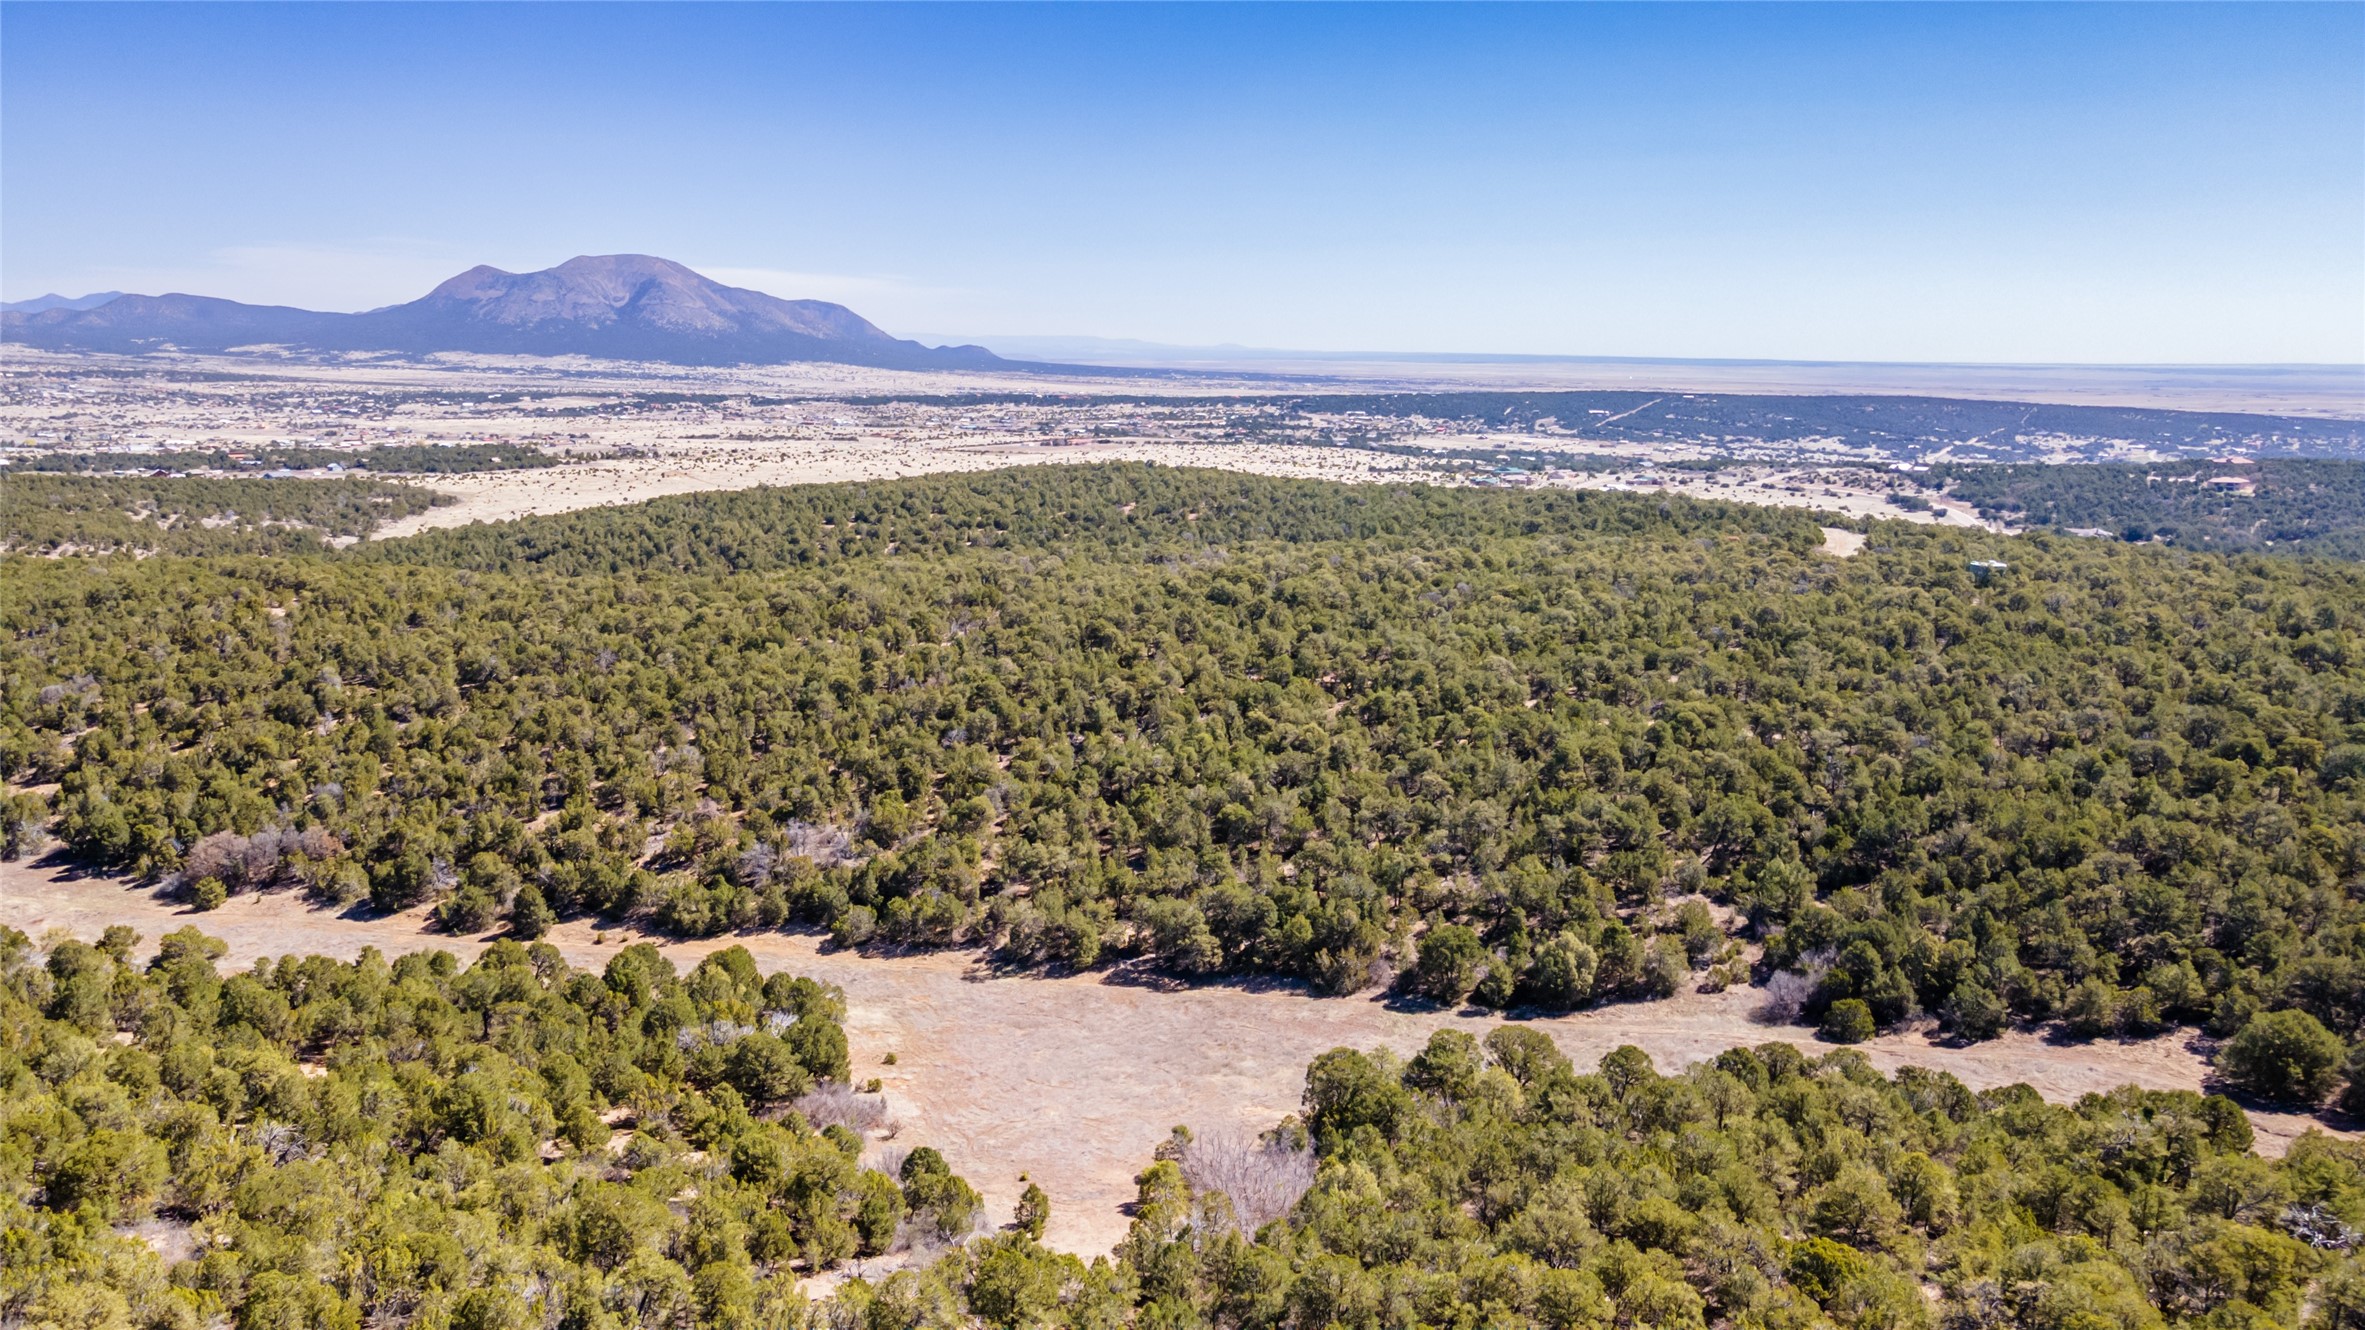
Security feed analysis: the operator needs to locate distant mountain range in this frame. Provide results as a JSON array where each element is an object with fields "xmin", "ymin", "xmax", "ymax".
[
  {"xmin": 2, "ymin": 291, "xmax": 127, "ymax": 315},
  {"xmin": 0, "ymin": 256, "xmax": 1004, "ymax": 370}
]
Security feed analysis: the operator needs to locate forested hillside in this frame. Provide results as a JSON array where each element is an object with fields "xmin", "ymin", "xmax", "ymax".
[
  {"xmin": 363, "ymin": 465, "xmax": 1818, "ymax": 576},
  {"xmin": 1933, "ymin": 460, "xmax": 2365, "ymax": 559},
  {"xmin": 1, "ymin": 927, "xmax": 983, "ymax": 1329},
  {"xmin": 5, "ymin": 465, "xmax": 2365, "ymax": 1066},
  {"xmin": 0, "ymin": 474, "xmax": 449, "ymax": 555}
]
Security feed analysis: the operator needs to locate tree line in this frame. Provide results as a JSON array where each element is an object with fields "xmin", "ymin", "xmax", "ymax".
[
  {"xmin": 4, "ymin": 443, "xmax": 560, "ymax": 475},
  {"xmin": 1930, "ymin": 460, "xmax": 2365, "ymax": 560}
]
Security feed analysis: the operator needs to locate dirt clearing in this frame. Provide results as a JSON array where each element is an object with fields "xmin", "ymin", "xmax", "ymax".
[
  {"xmin": 2, "ymin": 857, "xmax": 2337, "ymax": 1257},
  {"xmin": 1819, "ymin": 525, "xmax": 1867, "ymax": 557}
]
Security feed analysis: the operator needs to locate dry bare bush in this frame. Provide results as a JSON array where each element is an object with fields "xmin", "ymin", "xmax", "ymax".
[
  {"xmin": 793, "ymin": 1082, "xmax": 891, "ymax": 1135},
  {"xmin": 1179, "ymin": 1132, "xmax": 1317, "ymax": 1234},
  {"xmin": 1752, "ymin": 967, "xmax": 1819, "ymax": 1025},
  {"xmin": 256, "ymin": 1123, "xmax": 311, "ymax": 1165},
  {"xmin": 180, "ymin": 825, "xmax": 341, "ymax": 892},
  {"xmin": 783, "ymin": 820, "xmax": 856, "ymax": 867},
  {"xmin": 893, "ymin": 1215, "xmax": 974, "ymax": 1260},
  {"xmin": 733, "ymin": 841, "xmax": 778, "ymax": 887}
]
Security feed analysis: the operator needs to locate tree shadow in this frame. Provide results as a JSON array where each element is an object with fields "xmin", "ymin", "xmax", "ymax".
[
  {"xmin": 1372, "ymin": 987, "xmax": 1542, "ymax": 1018},
  {"xmin": 32, "ymin": 846, "xmax": 157, "ymax": 890}
]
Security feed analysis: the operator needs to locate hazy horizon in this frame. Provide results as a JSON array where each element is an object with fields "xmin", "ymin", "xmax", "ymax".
[{"xmin": 911, "ymin": 331, "xmax": 2365, "ymax": 372}]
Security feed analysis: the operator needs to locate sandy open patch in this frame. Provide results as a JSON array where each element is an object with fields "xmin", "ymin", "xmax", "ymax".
[
  {"xmin": 1819, "ymin": 526, "xmax": 1867, "ymax": 557},
  {"xmin": 5, "ymin": 857, "xmax": 2336, "ymax": 1258},
  {"xmin": 366, "ymin": 438, "xmax": 1465, "ymax": 540},
  {"xmin": 363, "ymin": 440, "xmax": 1993, "ymax": 543}
]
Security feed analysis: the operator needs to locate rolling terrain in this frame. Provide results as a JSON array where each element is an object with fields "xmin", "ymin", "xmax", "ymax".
[{"xmin": 8, "ymin": 454, "xmax": 2365, "ymax": 1330}]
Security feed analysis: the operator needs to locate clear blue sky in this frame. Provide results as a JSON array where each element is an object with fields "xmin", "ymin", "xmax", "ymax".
[{"xmin": 5, "ymin": 2, "xmax": 2359, "ymax": 363}]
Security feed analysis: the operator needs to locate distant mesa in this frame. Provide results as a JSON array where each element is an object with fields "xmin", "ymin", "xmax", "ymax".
[{"xmin": 0, "ymin": 256, "xmax": 1003, "ymax": 370}]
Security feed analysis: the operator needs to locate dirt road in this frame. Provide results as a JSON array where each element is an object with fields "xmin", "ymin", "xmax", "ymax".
[{"xmin": 2, "ymin": 857, "xmax": 2336, "ymax": 1256}]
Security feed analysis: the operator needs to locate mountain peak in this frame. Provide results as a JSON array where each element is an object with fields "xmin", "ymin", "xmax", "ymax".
[
  {"xmin": 402, "ymin": 255, "xmax": 886, "ymax": 344},
  {"xmin": 552, "ymin": 253, "xmax": 702, "ymax": 280},
  {"xmin": 2, "ymin": 256, "xmax": 1005, "ymax": 370},
  {"xmin": 421, "ymin": 264, "xmax": 519, "ymax": 301}
]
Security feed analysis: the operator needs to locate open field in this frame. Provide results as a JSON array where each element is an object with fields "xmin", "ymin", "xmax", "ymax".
[
  {"xmin": 5, "ymin": 855, "xmax": 2341, "ymax": 1259},
  {"xmin": 363, "ymin": 436, "xmax": 1986, "ymax": 540},
  {"xmin": 363, "ymin": 438, "xmax": 1464, "ymax": 538}
]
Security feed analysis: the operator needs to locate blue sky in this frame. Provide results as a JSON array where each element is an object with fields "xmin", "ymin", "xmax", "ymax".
[{"xmin": 4, "ymin": 3, "xmax": 2359, "ymax": 363}]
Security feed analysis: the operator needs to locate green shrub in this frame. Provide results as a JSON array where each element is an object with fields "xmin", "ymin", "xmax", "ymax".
[
  {"xmin": 1946, "ymin": 982, "xmax": 2008, "ymax": 1041},
  {"xmin": 2218, "ymin": 1009, "xmax": 2346, "ymax": 1105},
  {"xmin": 1015, "ymin": 1182, "xmax": 1050, "ymax": 1239},
  {"xmin": 1411, "ymin": 924, "xmax": 1485, "ymax": 1004},
  {"xmin": 509, "ymin": 884, "xmax": 555, "ymax": 939},
  {"xmin": 434, "ymin": 885, "xmax": 502, "ymax": 935},
  {"xmin": 2340, "ymin": 1045, "xmax": 2365, "ymax": 1119},
  {"xmin": 1821, "ymin": 999, "xmax": 1875, "ymax": 1044},
  {"xmin": 1787, "ymin": 1236, "xmax": 1873, "ymax": 1304},
  {"xmin": 1524, "ymin": 934, "xmax": 1598, "ymax": 1010},
  {"xmin": 2063, "ymin": 979, "xmax": 2120, "ymax": 1040}
]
